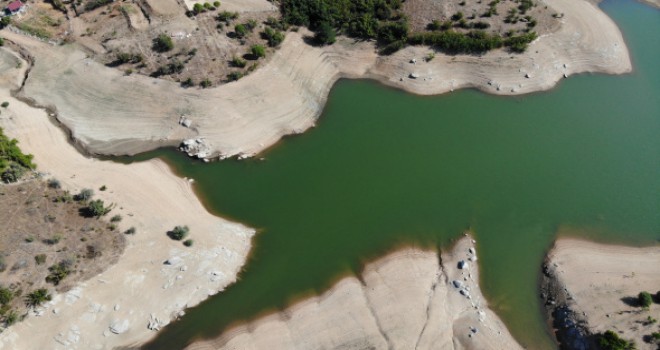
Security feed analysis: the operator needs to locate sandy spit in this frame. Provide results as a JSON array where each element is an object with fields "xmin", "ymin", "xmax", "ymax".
[
  {"xmin": 0, "ymin": 48, "xmax": 254, "ymax": 349},
  {"xmin": 542, "ymin": 238, "xmax": 660, "ymax": 350},
  {"xmin": 3, "ymin": 0, "xmax": 631, "ymax": 160},
  {"xmin": 186, "ymin": 235, "xmax": 523, "ymax": 350}
]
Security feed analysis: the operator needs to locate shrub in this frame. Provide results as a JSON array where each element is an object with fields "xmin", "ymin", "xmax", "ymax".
[
  {"xmin": 193, "ymin": 3, "xmax": 204, "ymax": 14},
  {"xmin": 167, "ymin": 225, "xmax": 189, "ymax": 240},
  {"xmin": 183, "ymin": 239, "xmax": 194, "ymax": 247},
  {"xmin": 85, "ymin": 199, "xmax": 111, "ymax": 217},
  {"xmin": 213, "ymin": 1, "xmax": 220, "ymax": 7},
  {"xmin": 181, "ymin": 77, "xmax": 194, "ymax": 87},
  {"xmin": 124, "ymin": 227, "xmax": 136, "ymax": 235},
  {"xmin": 84, "ymin": 0, "xmax": 113, "ymax": 12},
  {"xmin": 0, "ymin": 287, "xmax": 13, "ymax": 305},
  {"xmin": 34, "ymin": 254, "xmax": 47, "ymax": 265},
  {"xmin": 639, "ymin": 291, "xmax": 653, "ymax": 309},
  {"xmin": 217, "ymin": 11, "xmax": 238, "ymax": 24},
  {"xmin": 262, "ymin": 27, "xmax": 285, "ymax": 47},
  {"xmin": 43, "ymin": 234, "xmax": 61, "ymax": 245},
  {"xmin": 47, "ymin": 178, "xmax": 61, "ymax": 189},
  {"xmin": 1, "ymin": 164, "xmax": 25, "ymax": 183},
  {"xmin": 99, "ymin": 185, "xmax": 107, "ymax": 191},
  {"xmin": 200, "ymin": 79, "xmax": 212, "ymax": 88},
  {"xmin": 75, "ymin": 188, "xmax": 94, "ymax": 201},
  {"xmin": 230, "ymin": 56, "xmax": 247, "ymax": 68},
  {"xmin": 152, "ymin": 34, "xmax": 174, "ymax": 52},
  {"xmin": 0, "ymin": 16, "xmax": 11, "ymax": 29},
  {"xmin": 25, "ymin": 289, "xmax": 51, "ymax": 308},
  {"xmin": 250, "ymin": 44, "xmax": 266, "ymax": 59},
  {"xmin": 227, "ymin": 71, "xmax": 243, "ymax": 81},
  {"xmin": 4, "ymin": 310, "xmax": 18, "ymax": 326},
  {"xmin": 45, "ymin": 261, "xmax": 72, "ymax": 285},
  {"xmin": 598, "ymin": 330, "xmax": 635, "ymax": 350},
  {"xmin": 234, "ymin": 24, "xmax": 248, "ymax": 38},
  {"xmin": 0, "ymin": 38, "xmax": 3, "ymax": 47},
  {"xmin": 110, "ymin": 214, "xmax": 122, "ymax": 222}
]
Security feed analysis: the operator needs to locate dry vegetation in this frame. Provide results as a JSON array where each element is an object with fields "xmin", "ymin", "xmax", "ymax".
[
  {"xmin": 4, "ymin": 0, "xmax": 558, "ymax": 87},
  {"xmin": 20, "ymin": 0, "xmax": 284, "ymax": 87},
  {"xmin": 0, "ymin": 180, "xmax": 125, "ymax": 329},
  {"xmin": 403, "ymin": 0, "xmax": 560, "ymax": 36}
]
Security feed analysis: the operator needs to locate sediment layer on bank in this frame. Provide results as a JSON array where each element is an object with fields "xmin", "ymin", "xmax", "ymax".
[
  {"xmin": 186, "ymin": 236, "xmax": 523, "ymax": 350},
  {"xmin": 4, "ymin": 0, "xmax": 631, "ymax": 160}
]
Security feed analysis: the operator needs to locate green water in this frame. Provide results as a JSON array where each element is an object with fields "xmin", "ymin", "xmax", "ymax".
[{"xmin": 139, "ymin": 1, "xmax": 659, "ymax": 348}]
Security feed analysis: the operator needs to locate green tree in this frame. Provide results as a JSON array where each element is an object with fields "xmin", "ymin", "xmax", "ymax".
[
  {"xmin": 314, "ymin": 22, "xmax": 336, "ymax": 45},
  {"xmin": 598, "ymin": 331, "xmax": 635, "ymax": 350}
]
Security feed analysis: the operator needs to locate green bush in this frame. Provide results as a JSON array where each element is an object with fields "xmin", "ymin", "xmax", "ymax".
[
  {"xmin": 45, "ymin": 261, "xmax": 72, "ymax": 286},
  {"xmin": 124, "ymin": 227, "xmax": 136, "ymax": 235},
  {"xmin": 597, "ymin": 330, "xmax": 635, "ymax": 350},
  {"xmin": 262, "ymin": 27, "xmax": 285, "ymax": 47},
  {"xmin": 234, "ymin": 24, "xmax": 248, "ymax": 38},
  {"xmin": 250, "ymin": 44, "xmax": 266, "ymax": 59},
  {"xmin": 168, "ymin": 225, "xmax": 189, "ymax": 240},
  {"xmin": 231, "ymin": 56, "xmax": 247, "ymax": 68},
  {"xmin": 183, "ymin": 239, "xmax": 194, "ymax": 247},
  {"xmin": 0, "ymin": 287, "xmax": 13, "ymax": 305},
  {"xmin": 193, "ymin": 3, "xmax": 204, "ymax": 14},
  {"xmin": 75, "ymin": 188, "xmax": 94, "ymax": 201},
  {"xmin": 217, "ymin": 11, "xmax": 238, "ymax": 24},
  {"xmin": 110, "ymin": 214, "xmax": 122, "ymax": 222},
  {"xmin": 639, "ymin": 291, "xmax": 653, "ymax": 309},
  {"xmin": 227, "ymin": 71, "xmax": 244, "ymax": 81},
  {"xmin": 25, "ymin": 289, "xmax": 51, "ymax": 308},
  {"xmin": 200, "ymin": 79, "xmax": 212, "ymax": 88},
  {"xmin": 3, "ymin": 310, "xmax": 18, "ymax": 326},
  {"xmin": 47, "ymin": 178, "xmax": 61, "ymax": 189},
  {"xmin": 152, "ymin": 34, "xmax": 174, "ymax": 52},
  {"xmin": 84, "ymin": 0, "xmax": 113, "ymax": 12},
  {"xmin": 213, "ymin": 1, "xmax": 220, "ymax": 7},
  {"xmin": 86, "ymin": 199, "xmax": 111, "ymax": 217},
  {"xmin": 34, "ymin": 254, "xmax": 47, "ymax": 265}
]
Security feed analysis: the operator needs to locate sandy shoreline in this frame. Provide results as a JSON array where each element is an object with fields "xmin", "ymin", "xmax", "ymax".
[
  {"xmin": 2, "ymin": 0, "xmax": 631, "ymax": 160},
  {"xmin": 186, "ymin": 235, "xmax": 523, "ymax": 350},
  {"xmin": 541, "ymin": 237, "xmax": 660, "ymax": 349},
  {"xmin": 0, "ymin": 48, "xmax": 254, "ymax": 349}
]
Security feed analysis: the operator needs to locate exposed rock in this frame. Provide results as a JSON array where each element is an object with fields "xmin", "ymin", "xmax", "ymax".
[
  {"xmin": 109, "ymin": 319, "xmax": 130, "ymax": 334},
  {"xmin": 458, "ymin": 260, "xmax": 469, "ymax": 270}
]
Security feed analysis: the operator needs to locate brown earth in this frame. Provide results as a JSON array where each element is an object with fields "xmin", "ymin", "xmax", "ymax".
[{"xmin": 0, "ymin": 179, "xmax": 125, "ymax": 327}]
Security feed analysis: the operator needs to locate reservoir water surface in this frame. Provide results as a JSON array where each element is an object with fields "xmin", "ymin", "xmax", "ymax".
[{"xmin": 139, "ymin": 1, "xmax": 659, "ymax": 348}]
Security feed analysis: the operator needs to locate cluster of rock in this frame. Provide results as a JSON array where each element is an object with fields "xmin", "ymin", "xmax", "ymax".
[{"xmin": 180, "ymin": 138, "xmax": 212, "ymax": 159}]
